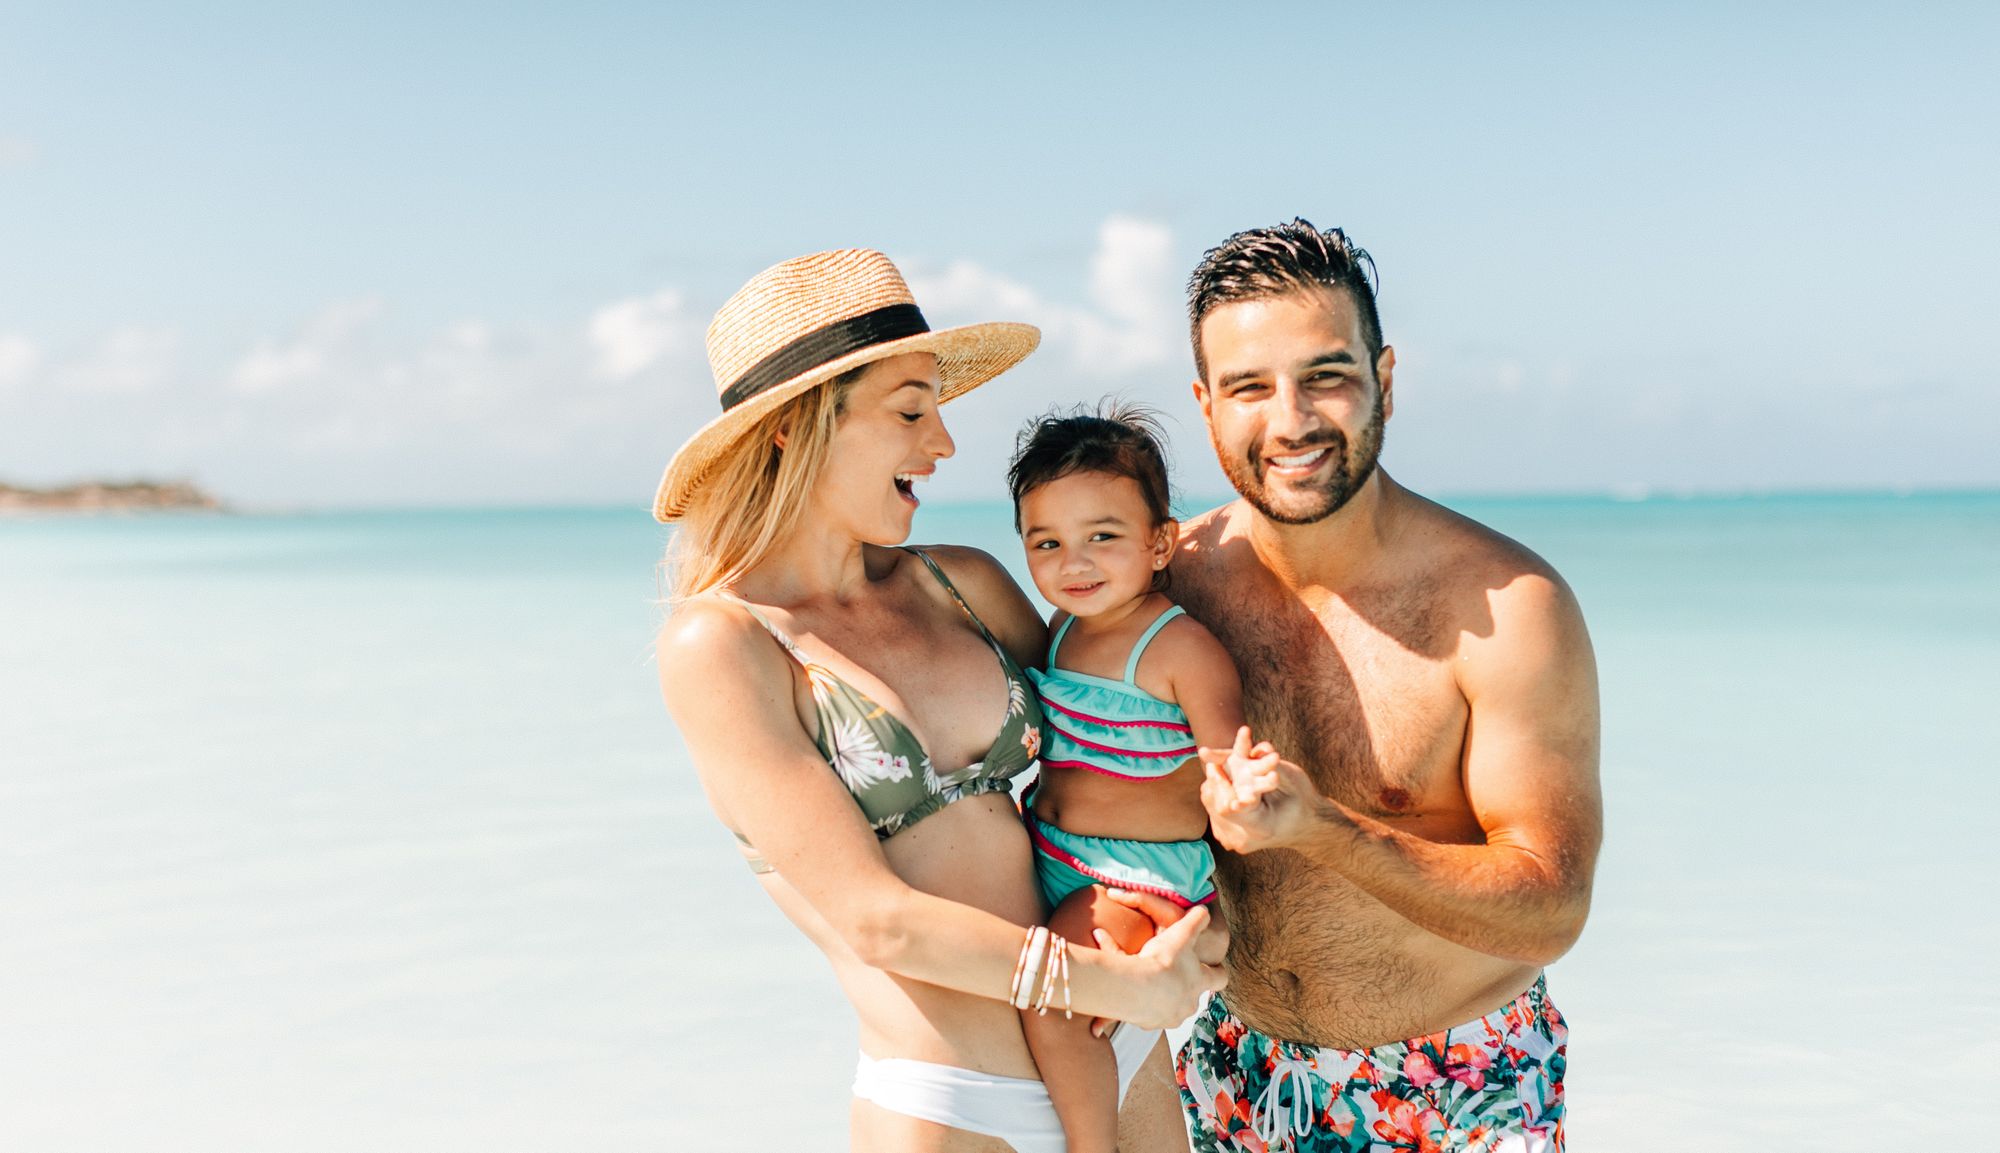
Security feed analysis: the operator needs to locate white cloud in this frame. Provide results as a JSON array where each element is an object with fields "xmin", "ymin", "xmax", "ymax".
[
  {"xmin": 587, "ymin": 288, "xmax": 689, "ymax": 380},
  {"xmin": 0, "ymin": 334, "xmax": 39, "ymax": 388},
  {"xmin": 1076, "ymin": 215, "xmax": 1178, "ymax": 372},
  {"xmin": 907, "ymin": 214, "xmax": 1180, "ymax": 377},
  {"xmin": 231, "ymin": 296, "xmax": 385, "ymax": 393},
  {"xmin": 909, "ymin": 260, "xmax": 1047, "ymax": 318},
  {"xmin": 56, "ymin": 326, "xmax": 179, "ymax": 393}
]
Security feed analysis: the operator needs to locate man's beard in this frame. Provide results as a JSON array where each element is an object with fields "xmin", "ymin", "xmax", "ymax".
[{"xmin": 1214, "ymin": 388, "xmax": 1385, "ymax": 526}]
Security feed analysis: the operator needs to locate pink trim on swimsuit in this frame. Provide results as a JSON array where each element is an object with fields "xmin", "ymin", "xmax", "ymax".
[
  {"xmin": 1025, "ymin": 817, "xmax": 1215, "ymax": 909},
  {"xmin": 1044, "ymin": 717, "xmax": 1196, "ymax": 758},
  {"xmin": 1039, "ymin": 696, "xmax": 1193, "ymax": 733},
  {"xmin": 1038, "ymin": 758, "xmax": 1167, "ymax": 782}
]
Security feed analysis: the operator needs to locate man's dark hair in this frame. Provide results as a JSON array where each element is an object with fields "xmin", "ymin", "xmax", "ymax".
[
  {"xmin": 1185, "ymin": 218, "xmax": 1383, "ymax": 381},
  {"xmin": 1008, "ymin": 400, "xmax": 1174, "ymax": 532}
]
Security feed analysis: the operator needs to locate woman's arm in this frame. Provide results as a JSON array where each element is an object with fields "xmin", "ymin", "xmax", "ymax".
[{"xmin": 658, "ymin": 599, "xmax": 1222, "ymax": 1027}]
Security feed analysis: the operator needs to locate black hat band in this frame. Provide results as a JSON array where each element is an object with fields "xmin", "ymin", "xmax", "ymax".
[{"xmin": 719, "ymin": 303, "xmax": 930, "ymax": 412}]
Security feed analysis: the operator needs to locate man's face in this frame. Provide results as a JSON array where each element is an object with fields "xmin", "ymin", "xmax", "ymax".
[{"xmin": 1193, "ymin": 286, "xmax": 1394, "ymax": 525}]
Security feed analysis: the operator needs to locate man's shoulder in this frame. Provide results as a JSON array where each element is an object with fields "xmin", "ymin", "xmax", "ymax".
[
  {"xmin": 1409, "ymin": 496, "xmax": 1559, "ymax": 578},
  {"xmin": 1398, "ymin": 492, "xmax": 1584, "ymax": 646},
  {"xmin": 1174, "ymin": 500, "xmax": 1243, "ymax": 568},
  {"xmin": 1178, "ymin": 500, "xmax": 1231, "ymax": 536}
]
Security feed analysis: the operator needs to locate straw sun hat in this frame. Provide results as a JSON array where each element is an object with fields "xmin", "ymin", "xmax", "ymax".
[{"xmin": 652, "ymin": 249, "xmax": 1041, "ymax": 522}]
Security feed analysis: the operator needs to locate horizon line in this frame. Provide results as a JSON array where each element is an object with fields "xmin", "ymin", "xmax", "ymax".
[{"xmin": 64, "ymin": 482, "xmax": 1997, "ymax": 518}]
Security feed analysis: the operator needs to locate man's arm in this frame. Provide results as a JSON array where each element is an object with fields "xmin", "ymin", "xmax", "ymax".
[{"xmin": 1204, "ymin": 571, "xmax": 1602, "ymax": 966}]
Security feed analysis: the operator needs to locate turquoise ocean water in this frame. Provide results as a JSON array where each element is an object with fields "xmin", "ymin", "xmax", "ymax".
[{"xmin": 3, "ymin": 493, "xmax": 1994, "ymax": 1150}]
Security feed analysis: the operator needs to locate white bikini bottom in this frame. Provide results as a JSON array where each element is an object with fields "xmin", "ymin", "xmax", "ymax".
[{"xmin": 851, "ymin": 1024, "xmax": 1161, "ymax": 1152}]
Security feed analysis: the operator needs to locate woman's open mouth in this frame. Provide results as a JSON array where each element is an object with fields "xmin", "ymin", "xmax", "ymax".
[{"xmin": 894, "ymin": 472, "xmax": 927, "ymax": 506}]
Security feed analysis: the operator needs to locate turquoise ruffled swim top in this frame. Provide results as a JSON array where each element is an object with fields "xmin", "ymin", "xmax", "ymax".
[{"xmin": 1026, "ymin": 605, "xmax": 1197, "ymax": 781}]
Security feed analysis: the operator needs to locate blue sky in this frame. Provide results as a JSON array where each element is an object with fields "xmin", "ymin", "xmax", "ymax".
[{"xmin": 3, "ymin": 2, "xmax": 1995, "ymax": 506}]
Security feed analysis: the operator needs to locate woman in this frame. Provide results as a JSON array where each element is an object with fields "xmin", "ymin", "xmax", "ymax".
[{"xmin": 654, "ymin": 249, "xmax": 1225, "ymax": 1151}]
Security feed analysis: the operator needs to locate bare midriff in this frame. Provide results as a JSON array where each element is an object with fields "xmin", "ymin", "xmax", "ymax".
[
  {"xmin": 1214, "ymin": 821, "xmax": 1543, "ymax": 1050},
  {"xmin": 759, "ymin": 793, "xmax": 1045, "ymax": 1078},
  {"xmin": 1207, "ymin": 724, "xmax": 1545, "ymax": 1048},
  {"xmin": 1030, "ymin": 758, "xmax": 1210, "ymax": 843}
]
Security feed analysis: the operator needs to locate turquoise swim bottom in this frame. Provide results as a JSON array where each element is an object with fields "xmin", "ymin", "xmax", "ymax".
[{"xmin": 1026, "ymin": 810, "xmax": 1217, "ymax": 910}]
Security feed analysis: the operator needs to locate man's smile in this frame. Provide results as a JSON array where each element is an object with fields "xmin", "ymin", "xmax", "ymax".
[{"xmin": 1263, "ymin": 447, "xmax": 1331, "ymax": 478}]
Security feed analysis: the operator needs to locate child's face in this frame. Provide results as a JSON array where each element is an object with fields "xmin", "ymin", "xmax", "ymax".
[{"xmin": 1018, "ymin": 470, "xmax": 1176, "ymax": 619}]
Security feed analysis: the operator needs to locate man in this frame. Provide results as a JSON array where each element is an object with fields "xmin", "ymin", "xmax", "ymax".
[{"xmin": 1169, "ymin": 220, "xmax": 1602, "ymax": 1151}]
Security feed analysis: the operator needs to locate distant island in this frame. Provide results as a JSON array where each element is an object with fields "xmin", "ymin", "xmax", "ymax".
[{"xmin": 0, "ymin": 479, "xmax": 223, "ymax": 515}]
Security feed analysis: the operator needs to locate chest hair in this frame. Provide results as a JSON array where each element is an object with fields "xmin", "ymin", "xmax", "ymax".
[{"xmin": 1176, "ymin": 574, "xmax": 1464, "ymax": 814}]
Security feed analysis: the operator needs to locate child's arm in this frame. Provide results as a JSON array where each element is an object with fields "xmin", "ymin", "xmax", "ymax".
[{"xmin": 1156, "ymin": 613, "xmax": 1247, "ymax": 754}]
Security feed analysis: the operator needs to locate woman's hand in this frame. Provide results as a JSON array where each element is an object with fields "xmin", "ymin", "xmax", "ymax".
[
  {"xmin": 1200, "ymin": 725, "xmax": 1323, "ymax": 853},
  {"xmin": 1098, "ymin": 888, "xmax": 1229, "ymax": 966},
  {"xmin": 1084, "ymin": 890, "xmax": 1229, "ymax": 1034}
]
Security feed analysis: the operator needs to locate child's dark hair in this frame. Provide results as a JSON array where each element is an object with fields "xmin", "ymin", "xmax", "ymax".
[{"xmin": 1008, "ymin": 400, "xmax": 1174, "ymax": 532}]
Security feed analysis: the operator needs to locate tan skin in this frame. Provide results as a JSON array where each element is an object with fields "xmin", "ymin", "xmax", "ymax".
[
  {"xmin": 657, "ymin": 353, "xmax": 1226, "ymax": 1152},
  {"xmin": 1173, "ymin": 288, "xmax": 1603, "ymax": 1049},
  {"xmin": 1015, "ymin": 469, "xmax": 1247, "ymax": 1153}
]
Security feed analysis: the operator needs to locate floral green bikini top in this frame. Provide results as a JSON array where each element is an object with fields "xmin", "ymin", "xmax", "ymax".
[{"xmin": 718, "ymin": 548, "xmax": 1044, "ymax": 873}]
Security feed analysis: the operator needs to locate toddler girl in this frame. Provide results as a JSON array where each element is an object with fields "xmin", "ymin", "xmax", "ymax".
[{"xmin": 1008, "ymin": 403, "xmax": 1246, "ymax": 1153}]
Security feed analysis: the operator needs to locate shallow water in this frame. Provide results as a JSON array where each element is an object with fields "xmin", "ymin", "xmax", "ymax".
[{"xmin": 2, "ymin": 493, "xmax": 1993, "ymax": 1150}]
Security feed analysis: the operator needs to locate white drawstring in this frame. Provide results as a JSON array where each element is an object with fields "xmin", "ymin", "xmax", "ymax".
[{"xmin": 1251, "ymin": 1056, "xmax": 1317, "ymax": 1145}]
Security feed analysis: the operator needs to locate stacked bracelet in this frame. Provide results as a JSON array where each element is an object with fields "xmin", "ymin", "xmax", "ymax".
[
  {"xmin": 1031, "ymin": 933, "xmax": 1072, "ymax": 1018},
  {"xmin": 1010, "ymin": 927, "xmax": 1050, "ymax": 1010},
  {"xmin": 1007, "ymin": 927, "xmax": 1034, "ymax": 1005},
  {"xmin": 1008, "ymin": 925, "xmax": 1075, "ymax": 1018}
]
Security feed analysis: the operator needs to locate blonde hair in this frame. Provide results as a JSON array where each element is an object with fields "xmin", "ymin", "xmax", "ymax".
[{"xmin": 666, "ymin": 372, "xmax": 859, "ymax": 601}]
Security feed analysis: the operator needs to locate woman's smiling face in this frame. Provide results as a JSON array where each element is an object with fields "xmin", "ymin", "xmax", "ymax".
[{"xmin": 807, "ymin": 352, "xmax": 955, "ymax": 545}]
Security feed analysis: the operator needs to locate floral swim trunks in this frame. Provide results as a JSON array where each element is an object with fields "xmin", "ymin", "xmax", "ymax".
[{"xmin": 1176, "ymin": 977, "xmax": 1567, "ymax": 1153}]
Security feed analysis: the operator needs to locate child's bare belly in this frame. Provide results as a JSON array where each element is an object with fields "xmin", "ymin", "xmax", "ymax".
[{"xmin": 1031, "ymin": 761, "xmax": 1210, "ymax": 842}]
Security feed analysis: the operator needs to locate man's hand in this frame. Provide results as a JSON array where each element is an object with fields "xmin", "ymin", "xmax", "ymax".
[{"xmin": 1200, "ymin": 726, "xmax": 1325, "ymax": 852}]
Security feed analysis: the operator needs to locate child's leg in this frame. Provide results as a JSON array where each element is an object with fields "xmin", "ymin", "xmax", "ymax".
[{"xmin": 1021, "ymin": 884, "xmax": 1158, "ymax": 1153}]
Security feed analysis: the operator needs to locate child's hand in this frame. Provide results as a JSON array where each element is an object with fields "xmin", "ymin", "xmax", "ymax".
[{"xmin": 1199, "ymin": 726, "xmax": 1321, "ymax": 852}]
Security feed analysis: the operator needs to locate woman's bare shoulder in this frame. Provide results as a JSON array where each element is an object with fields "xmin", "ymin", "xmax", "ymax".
[
  {"xmin": 912, "ymin": 542, "xmax": 1011, "ymax": 585},
  {"xmin": 656, "ymin": 597, "xmax": 791, "ymax": 695},
  {"xmin": 908, "ymin": 544, "xmax": 1047, "ymax": 663},
  {"xmin": 658, "ymin": 595, "xmax": 756, "ymax": 652}
]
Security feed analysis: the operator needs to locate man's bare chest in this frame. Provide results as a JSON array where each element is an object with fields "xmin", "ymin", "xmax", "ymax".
[{"xmin": 1187, "ymin": 586, "xmax": 1472, "ymax": 820}]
